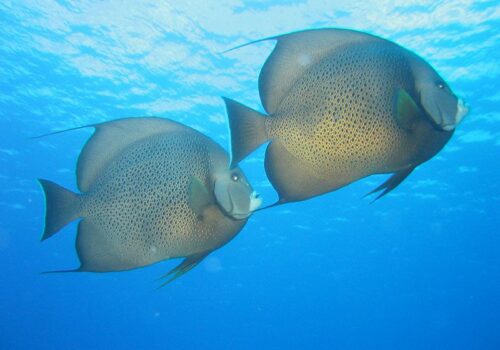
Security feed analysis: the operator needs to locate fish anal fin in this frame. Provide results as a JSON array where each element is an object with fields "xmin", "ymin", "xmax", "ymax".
[
  {"xmin": 157, "ymin": 252, "xmax": 210, "ymax": 288},
  {"xmin": 366, "ymin": 166, "xmax": 416, "ymax": 202},
  {"xmin": 76, "ymin": 219, "xmax": 139, "ymax": 272},
  {"xmin": 188, "ymin": 177, "xmax": 212, "ymax": 218},
  {"xmin": 265, "ymin": 141, "xmax": 334, "ymax": 203},
  {"xmin": 395, "ymin": 89, "xmax": 422, "ymax": 131},
  {"xmin": 42, "ymin": 268, "xmax": 82, "ymax": 274},
  {"xmin": 253, "ymin": 198, "xmax": 286, "ymax": 212}
]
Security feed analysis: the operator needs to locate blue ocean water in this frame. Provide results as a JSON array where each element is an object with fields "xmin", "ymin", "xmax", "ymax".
[{"xmin": 1, "ymin": 1, "xmax": 499, "ymax": 349}]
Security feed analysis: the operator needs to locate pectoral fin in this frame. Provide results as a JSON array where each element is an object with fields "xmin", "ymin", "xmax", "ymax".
[
  {"xmin": 395, "ymin": 89, "xmax": 422, "ymax": 131},
  {"xmin": 366, "ymin": 166, "xmax": 416, "ymax": 202},
  {"xmin": 188, "ymin": 177, "xmax": 211, "ymax": 217},
  {"xmin": 157, "ymin": 251, "xmax": 210, "ymax": 288}
]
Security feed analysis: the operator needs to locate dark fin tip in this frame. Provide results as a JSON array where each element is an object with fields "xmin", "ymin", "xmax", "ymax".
[
  {"xmin": 30, "ymin": 124, "xmax": 94, "ymax": 140},
  {"xmin": 253, "ymin": 197, "xmax": 287, "ymax": 212},
  {"xmin": 365, "ymin": 167, "xmax": 415, "ymax": 202},
  {"xmin": 156, "ymin": 252, "xmax": 210, "ymax": 289},
  {"xmin": 219, "ymin": 34, "xmax": 279, "ymax": 54},
  {"xmin": 42, "ymin": 268, "xmax": 81, "ymax": 274}
]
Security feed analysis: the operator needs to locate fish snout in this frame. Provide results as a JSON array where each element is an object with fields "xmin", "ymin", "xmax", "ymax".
[
  {"xmin": 441, "ymin": 98, "xmax": 469, "ymax": 131},
  {"xmin": 249, "ymin": 191, "xmax": 262, "ymax": 212},
  {"xmin": 455, "ymin": 98, "xmax": 469, "ymax": 125}
]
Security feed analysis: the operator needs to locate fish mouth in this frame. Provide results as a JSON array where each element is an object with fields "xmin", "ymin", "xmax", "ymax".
[
  {"xmin": 441, "ymin": 124, "xmax": 455, "ymax": 132},
  {"xmin": 227, "ymin": 191, "xmax": 262, "ymax": 220},
  {"xmin": 437, "ymin": 99, "xmax": 469, "ymax": 131},
  {"xmin": 249, "ymin": 191, "xmax": 262, "ymax": 212},
  {"xmin": 455, "ymin": 99, "xmax": 469, "ymax": 125}
]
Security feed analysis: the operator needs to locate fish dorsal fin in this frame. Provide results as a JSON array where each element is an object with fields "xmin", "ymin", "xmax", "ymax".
[
  {"xmin": 77, "ymin": 117, "xmax": 188, "ymax": 192},
  {"xmin": 258, "ymin": 28, "xmax": 383, "ymax": 114},
  {"xmin": 188, "ymin": 176, "xmax": 212, "ymax": 217},
  {"xmin": 394, "ymin": 89, "xmax": 422, "ymax": 131}
]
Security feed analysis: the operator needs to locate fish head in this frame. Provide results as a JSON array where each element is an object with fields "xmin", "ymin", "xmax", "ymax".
[
  {"xmin": 412, "ymin": 59, "xmax": 469, "ymax": 131},
  {"xmin": 213, "ymin": 167, "xmax": 262, "ymax": 220}
]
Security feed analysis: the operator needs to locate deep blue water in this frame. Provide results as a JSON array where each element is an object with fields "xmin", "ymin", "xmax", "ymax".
[{"xmin": 1, "ymin": 1, "xmax": 499, "ymax": 349}]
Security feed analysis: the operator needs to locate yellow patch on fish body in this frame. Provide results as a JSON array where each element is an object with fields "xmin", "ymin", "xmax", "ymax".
[{"xmin": 269, "ymin": 44, "xmax": 422, "ymax": 177}]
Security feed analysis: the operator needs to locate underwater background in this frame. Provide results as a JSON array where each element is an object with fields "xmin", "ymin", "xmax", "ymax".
[{"xmin": 1, "ymin": 1, "xmax": 499, "ymax": 349}]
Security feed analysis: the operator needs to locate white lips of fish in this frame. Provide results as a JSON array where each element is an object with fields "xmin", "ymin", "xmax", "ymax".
[
  {"xmin": 231, "ymin": 191, "xmax": 262, "ymax": 220},
  {"xmin": 249, "ymin": 191, "xmax": 262, "ymax": 211},
  {"xmin": 442, "ymin": 99, "xmax": 469, "ymax": 131}
]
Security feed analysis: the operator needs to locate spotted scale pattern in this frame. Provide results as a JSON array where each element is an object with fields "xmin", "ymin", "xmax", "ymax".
[
  {"xmin": 266, "ymin": 42, "xmax": 436, "ymax": 189},
  {"xmin": 79, "ymin": 131, "xmax": 245, "ymax": 271}
]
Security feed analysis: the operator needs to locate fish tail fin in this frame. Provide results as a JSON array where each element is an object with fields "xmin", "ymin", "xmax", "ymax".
[
  {"xmin": 38, "ymin": 179, "xmax": 81, "ymax": 241},
  {"xmin": 222, "ymin": 97, "xmax": 268, "ymax": 167}
]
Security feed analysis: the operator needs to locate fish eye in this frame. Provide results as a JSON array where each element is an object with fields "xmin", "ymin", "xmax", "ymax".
[
  {"xmin": 231, "ymin": 173, "xmax": 239, "ymax": 181},
  {"xmin": 437, "ymin": 82, "xmax": 445, "ymax": 89}
]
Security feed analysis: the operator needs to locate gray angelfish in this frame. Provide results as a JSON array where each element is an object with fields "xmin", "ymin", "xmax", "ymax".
[
  {"xmin": 224, "ymin": 28, "xmax": 468, "ymax": 205},
  {"xmin": 38, "ymin": 117, "xmax": 261, "ymax": 286}
]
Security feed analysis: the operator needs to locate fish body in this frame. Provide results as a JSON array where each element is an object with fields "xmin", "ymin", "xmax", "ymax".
[
  {"xmin": 39, "ymin": 117, "xmax": 261, "ymax": 283},
  {"xmin": 225, "ymin": 28, "xmax": 468, "ymax": 204}
]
